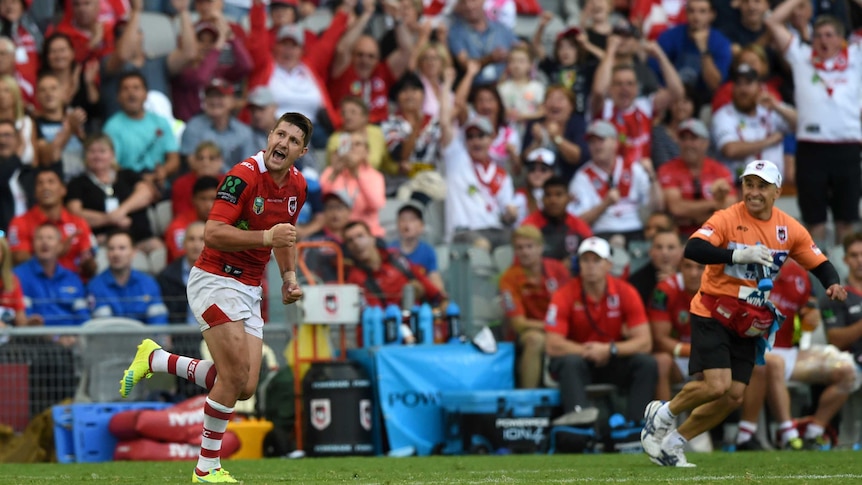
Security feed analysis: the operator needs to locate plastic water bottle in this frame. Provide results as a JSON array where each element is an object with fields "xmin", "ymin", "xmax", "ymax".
[
  {"xmin": 408, "ymin": 305, "xmax": 420, "ymax": 337},
  {"xmin": 755, "ymin": 242, "xmax": 773, "ymax": 292},
  {"xmin": 418, "ymin": 303, "xmax": 434, "ymax": 345},
  {"xmin": 446, "ymin": 302, "xmax": 462, "ymax": 342},
  {"xmin": 384, "ymin": 304, "xmax": 402, "ymax": 344},
  {"xmin": 361, "ymin": 306, "xmax": 374, "ymax": 348}
]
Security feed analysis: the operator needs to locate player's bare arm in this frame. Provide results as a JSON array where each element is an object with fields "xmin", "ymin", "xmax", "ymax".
[
  {"xmin": 204, "ymin": 220, "xmax": 297, "ymax": 252},
  {"xmin": 274, "ymin": 244, "xmax": 302, "ymax": 305}
]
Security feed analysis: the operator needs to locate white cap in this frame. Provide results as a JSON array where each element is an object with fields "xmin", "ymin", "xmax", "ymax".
[
  {"xmin": 577, "ymin": 237, "xmax": 611, "ymax": 260},
  {"xmin": 526, "ymin": 147, "xmax": 556, "ymax": 166},
  {"xmin": 740, "ymin": 159, "xmax": 782, "ymax": 188}
]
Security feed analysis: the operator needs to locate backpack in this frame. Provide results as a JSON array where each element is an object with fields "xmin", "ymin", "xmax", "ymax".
[{"xmin": 260, "ymin": 366, "xmax": 297, "ymax": 457}]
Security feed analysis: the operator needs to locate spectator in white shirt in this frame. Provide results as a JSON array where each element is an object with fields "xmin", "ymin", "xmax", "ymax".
[
  {"xmin": 712, "ymin": 63, "xmax": 797, "ymax": 181},
  {"xmin": 568, "ymin": 120, "xmax": 663, "ymax": 244}
]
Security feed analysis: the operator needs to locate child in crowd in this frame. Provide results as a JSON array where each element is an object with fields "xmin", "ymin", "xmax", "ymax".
[
  {"xmin": 171, "ymin": 141, "xmax": 224, "ymax": 217},
  {"xmin": 498, "ymin": 45, "xmax": 545, "ymax": 133}
]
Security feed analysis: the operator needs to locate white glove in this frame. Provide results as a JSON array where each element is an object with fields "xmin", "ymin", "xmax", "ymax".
[{"xmin": 732, "ymin": 245, "xmax": 773, "ymax": 266}]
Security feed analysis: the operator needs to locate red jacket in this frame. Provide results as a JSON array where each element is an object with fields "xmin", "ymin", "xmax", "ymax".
[{"xmin": 245, "ymin": 5, "xmax": 348, "ymax": 130}]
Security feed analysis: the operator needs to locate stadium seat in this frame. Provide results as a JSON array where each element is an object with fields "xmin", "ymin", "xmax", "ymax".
[
  {"xmin": 467, "ymin": 246, "xmax": 496, "ymax": 278},
  {"xmin": 140, "ymin": 12, "xmax": 177, "ymax": 58},
  {"xmin": 435, "ymin": 244, "xmax": 450, "ymax": 275},
  {"xmin": 131, "ymin": 251, "xmax": 151, "ymax": 273},
  {"xmin": 148, "ymin": 247, "xmax": 167, "ymax": 275},
  {"xmin": 148, "ymin": 199, "xmax": 174, "ymax": 238},
  {"xmin": 424, "ymin": 199, "xmax": 446, "ymax": 246},
  {"xmin": 301, "ymin": 8, "xmax": 335, "ymax": 34},
  {"xmin": 94, "ymin": 244, "xmax": 109, "ymax": 274},
  {"xmin": 379, "ymin": 198, "xmax": 402, "ymax": 242},
  {"xmin": 492, "ymin": 244, "xmax": 514, "ymax": 271},
  {"xmin": 74, "ymin": 317, "xmax": 150, "ymax": 402}
]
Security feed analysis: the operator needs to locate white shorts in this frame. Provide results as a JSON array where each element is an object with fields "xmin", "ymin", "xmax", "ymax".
[
  {"xmin": 187, "ymin": 266, "xmax": 264, "ymax": 339},
  {"xmin": 767, "ymin": 347, "xmax": 798, "ymax": 382}
]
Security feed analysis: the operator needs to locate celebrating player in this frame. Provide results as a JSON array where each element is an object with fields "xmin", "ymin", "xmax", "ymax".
[{"xmin": 119, "ymin": 112, "xmax": 311, "ymax": 483}]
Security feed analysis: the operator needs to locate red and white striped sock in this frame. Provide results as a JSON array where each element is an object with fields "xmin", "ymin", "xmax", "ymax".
[
  {"xmin": 779, "ymin": 420, "xmax": 799, "ymax": 443},
  {"xmin": 194, "ymin": 398, "xmax": 234, "ymax": 476},
  {"xmin": 148, "ymin": 349, "xmax": 217, "ymax": 390},
  {"xmin": 736, "ymin": 420, "xmax": 757, "ymax": 444}
]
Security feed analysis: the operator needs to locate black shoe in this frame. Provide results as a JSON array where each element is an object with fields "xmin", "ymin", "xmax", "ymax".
[
  {"xmin": 735, "ymin": 439, "xmax": 765, "ymax": 451},
  {"xmin": 803, "ymin": 436, "xmax": 830, "ymax": 451}
]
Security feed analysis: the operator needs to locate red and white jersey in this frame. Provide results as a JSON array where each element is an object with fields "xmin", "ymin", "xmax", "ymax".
[
  {"xmin": 630, "ymin": 0, "xmax": 687, "ymax": 40},
  {"xmin": 711, "ymin": 103, "xmax": 791, "ymax": 175},
  {"xmin": 598, "ymin": 96, "xmax": 655, "ymax": 165},
  {"xmin": 442, "ymin": 133, "xmax": 515, "ymax": 241},
  {"xmin": 196, "ymin": 151, "xmax": 307, "ymax": 286},
  {"xmin": 568, "ymin": 156, "xmax": 651, "ymax": 234},
  {"xmin": 783, "ymin": 36, "xmax": 862, "ymax": 143}
]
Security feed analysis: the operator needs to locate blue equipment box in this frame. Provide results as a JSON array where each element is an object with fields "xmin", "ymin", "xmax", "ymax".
[
  {"xmin": 438, "ymin": 389, "xmax": 561, "ymax": 455},
  {"xmin": 53, "ymin": 402, "xmax": 172, "ymax": 463}
]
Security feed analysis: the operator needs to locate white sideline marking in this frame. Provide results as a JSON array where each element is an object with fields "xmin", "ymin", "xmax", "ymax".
[{"xmin": 410, "ymin": 474, "xmax": 862, "ymax": 484}]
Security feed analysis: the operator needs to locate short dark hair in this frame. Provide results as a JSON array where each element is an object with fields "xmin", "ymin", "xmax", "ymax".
[
  {"xmin": 542, "ymin": 176, "xmax": 568, "ymax": 192},
  {"xmin": 340, "ymin": 96, "xmax": 369, "ymax": 115},
  {"xmin": 651, "ymin": 227, "xmax": 682, "ymax": 244},
  {"xmin": 105, "ymin": 229, "xmax": 134, "ymax": 246},
  {"xmin": 118, "ymin": 70, "xmax": 148, "ymax": 92},
  {"xmin": 193, "ymin": 175, "xmax": 220, "ymax": 194},
  {"xmin": 814, "ymin": 14, "xmax": 845, "ymax": 39},
  {"xmin": 343, "ymin": 220, "xmax": 371, "ymax": 235},
  {"xmin": 274, "ymin": 112, "xmax": 314, "ymax": 148},
  {"xmin": 35, "ymin": 167, "xmax": 63, "ymax": 184}
]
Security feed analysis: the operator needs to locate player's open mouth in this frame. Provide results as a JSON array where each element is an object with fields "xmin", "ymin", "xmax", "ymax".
[{"xmin": 273, "ymin": 150, "xmax": 286, "ymax": 161}]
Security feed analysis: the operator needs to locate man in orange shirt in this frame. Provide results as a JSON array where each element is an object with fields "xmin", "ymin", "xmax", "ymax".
[
  {"xmin": 500, "ymin": 226, "xmax": 570, "ymax": 389},
  {"xmin": 546, "ymin": 237, "xmax": 656, "ymax": 424},
  {"xmin": 641, "ymin": 159, "xmax": 847, "ymax": 467}
]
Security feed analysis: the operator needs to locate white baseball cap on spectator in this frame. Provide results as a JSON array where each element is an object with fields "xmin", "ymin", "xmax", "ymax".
[
  {"xmin": 277, "ymin": 25, "xmax": 304, "ymax": 45},
  {"xmin": 677, "ymin": 119, "xmax": 710, "ymax": 139},
  {"xmin": 247, "ymin": 87, "xmax": 276, "ymax": 108},
  {"xmin": 526, "ymin": 147, "xmax": 556, "ymax": 167},
  {"xmin": 578, "ymin": 237, "xmax": 611, "ymax": 260},
  {"xmin": 586, "ymin": 120, "xmax": 618, "ymax": 140}
]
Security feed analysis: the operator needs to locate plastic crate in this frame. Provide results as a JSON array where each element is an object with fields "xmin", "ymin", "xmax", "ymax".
[
  {"xmin": 53, "ymin": 402, "xmax": 172, "ymax": 463},
  {"xmin": 438, "ymin": 389, "xmax": 561, "ymax": 455}
]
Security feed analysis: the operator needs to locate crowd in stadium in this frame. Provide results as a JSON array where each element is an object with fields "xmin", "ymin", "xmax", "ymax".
[{"xmin": 1, "ymin": 0, "xmax": 862, "ymax": 452}]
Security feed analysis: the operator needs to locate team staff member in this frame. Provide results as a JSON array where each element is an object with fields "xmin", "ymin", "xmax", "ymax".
[
  {"xmin": 766, "ymin": 0, "xmax": 862, "ymax": 245},
  {"xmin": 546, "ymin": 237, "xmax": 657, "ymax": 425},
  {"xmin": 500, "ymin": 226, "xmax": 571, "ymax": 388},
  {"xmin": 641, "ymin": 159, "xmax": 846, "ymax": 467},
  {"xmin": 648, "ymin": 258, "xmax": 705, "ymax": 401},
  {"xmin": 119, "ymin": 112, "xmax": 311, "ymax": 484}
]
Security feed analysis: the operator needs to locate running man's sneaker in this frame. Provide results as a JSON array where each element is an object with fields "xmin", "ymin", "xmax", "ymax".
[
  {"xmin": 192, "ymin": 469, "xmax": 237, "ymax": 483},
  {"xmin": 641, "ymin": 400, "xmax": 672, "ymax": 459},
  {"xmin": 652, "ymin": 441, "xmax": 697, "ymax": 468},
  {"xmin": 804, "ymin": 435, "xmax": 831, "ymax": 451},
  {"xmin": 119, "ymin": 338, "xmax": 160, "ymax": 398}
]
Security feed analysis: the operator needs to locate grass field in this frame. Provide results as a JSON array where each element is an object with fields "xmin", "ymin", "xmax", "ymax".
[{"xmin": 3, "ymin": 452, "xmax": 862, "ymax": 484}]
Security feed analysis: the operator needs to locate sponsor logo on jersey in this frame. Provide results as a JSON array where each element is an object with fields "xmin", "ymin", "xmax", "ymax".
[
  {"xmin": 217, "ymin": 175, "xmax": 247, "ymax": 205},
  {"xmin": 253, "ymin": 196, "xmax": 264, "ymax": 215}
]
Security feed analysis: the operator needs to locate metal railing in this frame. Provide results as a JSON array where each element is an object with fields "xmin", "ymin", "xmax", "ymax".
[{"xmin": 0, "ymin": 322, "xmax": 292, "ymax": 432}]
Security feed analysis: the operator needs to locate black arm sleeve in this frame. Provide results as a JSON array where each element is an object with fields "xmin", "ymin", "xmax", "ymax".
[
  {"xmin": 684, "ymin": 238, "xmax": 735, "ymax": 265},
  {"xmin": 810, "ymin": 260, "xmax": 841, "ymax": 289}
]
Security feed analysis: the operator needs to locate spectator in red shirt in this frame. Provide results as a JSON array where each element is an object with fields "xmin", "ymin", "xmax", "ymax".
[
  {"xmin": 657, "ymin": 118, "xmax": 736, "ymax": 237},
  {"xmin": 7, "ymin": 168, "xmax": 95, "ymax": 276},
  {"xmin": 1, "ymin": 0, "xmax": 40, "ymax": 103},
  {"xmin": 343, "ymin": 220, "xmax": 442, "ymax": 307},
  {"xmin": 546, "ymin": 236, "xmax": 657, "ymax": 424},
  {"xmin": 164, "ymin": 176, "xmax": 217, "ymax": 263},
  {"xmin": 521, "ymin": 175, "xmax": 592, "ymax": 264},
  {"xmin": 499, "ymin": 225, "xmax": 570, "ymax": 388},
  {"xmin": 245, "ymin": 5, "xmax": 349, "ymax": 148},
  {"xmin": 172, "ymin": 140, "xmax": 224, "ymax": 218},
  {"xmin": 329, "ymin": 0, "xmax": 412, "ymax": 124},
  {"xmin": 47, "ymin": 0, "xmax": 116, "ymax": 64}
]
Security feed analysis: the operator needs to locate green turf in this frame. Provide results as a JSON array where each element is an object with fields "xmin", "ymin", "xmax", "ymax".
[{"xmin": 2, "ymin": 451, "xmax": 861, "ymax": 484}]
